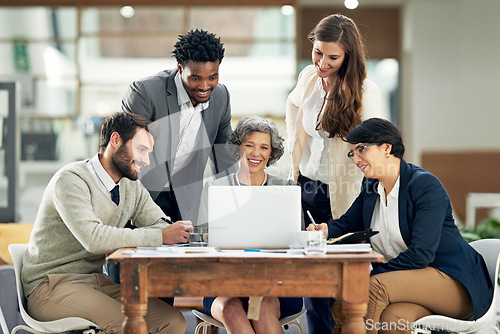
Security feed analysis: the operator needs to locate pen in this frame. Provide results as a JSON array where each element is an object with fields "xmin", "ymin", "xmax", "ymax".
[
  {"xmin": 306, "ymin": 210, "xmax": 319, "ymax": 231},
  {"xmin": 161, "ymin": 217, "xmax": 174, "ymax": 224},
  {"xmin": 244, "ymin": 249, "xmax": 288, "ymax": 253}
]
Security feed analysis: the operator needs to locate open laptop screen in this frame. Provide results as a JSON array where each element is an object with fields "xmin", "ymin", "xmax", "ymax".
[{"xmin": 208, "ymin": 186, "xmax": 302, "ymax": 249}]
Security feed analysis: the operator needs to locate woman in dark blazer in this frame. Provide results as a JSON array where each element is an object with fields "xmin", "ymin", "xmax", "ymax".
[{"xmin": 309, "ymin": 118, "xmax": 493, "ymax": 333}]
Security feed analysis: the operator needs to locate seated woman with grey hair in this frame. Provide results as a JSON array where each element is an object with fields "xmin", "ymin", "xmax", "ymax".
[{"xmin": 199, "ymin": 115, "xmax": 303, "ymax": 334}]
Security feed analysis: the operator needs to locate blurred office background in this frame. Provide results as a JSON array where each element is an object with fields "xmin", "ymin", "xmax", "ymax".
[{"xmin": 0, "ymin": 0, "xmax": 499, "ymax": 227}]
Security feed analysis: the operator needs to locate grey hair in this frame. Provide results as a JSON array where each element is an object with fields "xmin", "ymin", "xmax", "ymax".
[{"xmin": 226, "ymin": 116, "xmax": 284, "ymax": 166}]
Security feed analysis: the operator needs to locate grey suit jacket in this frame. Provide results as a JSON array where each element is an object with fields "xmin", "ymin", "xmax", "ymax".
[{"xmin": 121, "ymin": 69, "xmax": 237, "ymax": 222}]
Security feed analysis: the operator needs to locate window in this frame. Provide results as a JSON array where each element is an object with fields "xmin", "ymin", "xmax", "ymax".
[{"xmin": 0, "ymin": 5, "xmax": 296, "ymax": 164}]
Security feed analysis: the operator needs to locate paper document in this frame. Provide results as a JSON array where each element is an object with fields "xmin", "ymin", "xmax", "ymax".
[
  {"xmin": 326, "ymin": 244, "xmax": 372, "ymax": 253},
  {"xmin": 122, "ymin": 246, "xmax": 220, "ymax": 257}
]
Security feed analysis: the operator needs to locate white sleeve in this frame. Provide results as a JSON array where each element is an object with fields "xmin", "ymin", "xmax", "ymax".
[{"xmin": 361, "ymin": 79, "xmax": 383, "ymax": 120}]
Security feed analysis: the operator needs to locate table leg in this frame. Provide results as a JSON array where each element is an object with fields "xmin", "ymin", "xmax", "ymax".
[
  {"xmin": 340, "ymin": 262, "xmax": 370, "ymax": 334},
  {"xmin": 121, "ymin": 262, "xmax": 148, "ymax": 334},
  {"xmin": 340, "ymin": 301, "xmax": 367, "ymax": 334}
]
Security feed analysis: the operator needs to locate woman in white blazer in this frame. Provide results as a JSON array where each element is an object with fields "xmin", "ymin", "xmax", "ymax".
[{"xmin": 285, "ymin": 13, "xmax": 382, "ymax": 333}]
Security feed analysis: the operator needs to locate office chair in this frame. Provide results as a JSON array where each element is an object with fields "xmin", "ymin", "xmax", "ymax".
[
  {"xmin": 0, "ymin": 305, "xmax": 10, "ymax": 334},
  {"xmin": 412, "ymin": 238, "xmax": 500, "ymax": 334},
  {"xmin": 8, "ymin": 244, "xmax": 99, "ymax": 334},
  {"xmin": 192, "ymin": 308, "xmax": 307, "ymax": 334}
]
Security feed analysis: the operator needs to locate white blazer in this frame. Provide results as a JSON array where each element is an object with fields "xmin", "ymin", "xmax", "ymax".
[{"xmin": 286, "ymin": 64, "xmax": 382, "ymax": 219}]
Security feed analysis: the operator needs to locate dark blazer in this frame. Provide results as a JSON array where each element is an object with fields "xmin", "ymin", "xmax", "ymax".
[
  {"xmin": 121, "ymin": 69, "xmax": 237, "ymax": 223},
  {"xmin": 327, "ymin": 160, "xmax": 493, "ymax": 320}
]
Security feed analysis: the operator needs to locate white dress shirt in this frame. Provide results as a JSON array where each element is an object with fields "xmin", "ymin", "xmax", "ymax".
[
  {"xmin": 370, "ymin": 176, "xmax": 408, "ymax": 262},
  {"xmin": 172, "ymin": 72, "xmax": 210, "ymax": 173},
  {"xmin": 299, "ymin": 77, "xmax": 330, "ymax": 184},
  {"xmin": 86, "ymin": 153, "xmax": 119, "ymax": 200}
]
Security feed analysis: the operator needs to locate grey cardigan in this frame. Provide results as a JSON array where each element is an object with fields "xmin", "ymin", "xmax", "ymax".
[{"xmin": 22, "ymin": 160, "xmax": 168, "ymax": 297}]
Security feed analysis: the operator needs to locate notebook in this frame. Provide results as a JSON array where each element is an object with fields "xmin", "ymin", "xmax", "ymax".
[{"xmin": 207, "ymin": 185, "xmax": 302, "ymax": 249}]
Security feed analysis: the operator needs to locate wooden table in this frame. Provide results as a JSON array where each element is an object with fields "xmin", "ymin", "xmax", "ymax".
[{"xmin": 107, "ymin": 249, "xmax": 383, "ymax": 334}]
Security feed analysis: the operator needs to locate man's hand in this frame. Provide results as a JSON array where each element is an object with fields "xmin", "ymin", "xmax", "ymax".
[{"xmin": 162, "ymin": 220, "xmax": 194, "ymax": 245}]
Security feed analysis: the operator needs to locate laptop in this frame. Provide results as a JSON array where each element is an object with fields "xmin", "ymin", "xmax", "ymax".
[{"xmin": 207, "ymin": 185, "xmax": 302, "ymax": 249}]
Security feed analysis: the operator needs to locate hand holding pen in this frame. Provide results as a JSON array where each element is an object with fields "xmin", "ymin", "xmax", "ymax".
[
  {"xmin": 162, "ymin": 220, "xmax": 194, "ymax": 245},
  {"xmin": 306, "ymin": 210, "xmax": 319, "ymax": 230},
  {"xmin": 306, "ymin": 210, "xmax": 329, "ymax": 234}
]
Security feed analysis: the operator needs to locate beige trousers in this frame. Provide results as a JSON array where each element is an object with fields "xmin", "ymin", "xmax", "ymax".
[
  {"xmin": 27, "ymin": 273, "xmax": 186, "ymax": 334},
  {"xmin": 366, "ymin": 266, "xmax": 473, "ymax": 334}
]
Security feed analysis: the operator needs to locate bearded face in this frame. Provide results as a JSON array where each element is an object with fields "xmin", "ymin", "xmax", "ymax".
[
  {"xmin": 111, "ymin": 143, "xmax": 138, "ymax": 180},
  {"xmin": 111, "ymin": 128, "xmax": 153, "ymax": 181}
]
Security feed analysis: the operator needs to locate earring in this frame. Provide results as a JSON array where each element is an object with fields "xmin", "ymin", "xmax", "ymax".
[{"xmin": 386, "ymin": 153, "xmax": 390, "ymax": 158}]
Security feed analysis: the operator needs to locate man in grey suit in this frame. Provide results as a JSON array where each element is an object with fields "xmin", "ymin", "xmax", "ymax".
[{"xmin": 121, "ymin": 29, "xmax": 237, "ymax": 226}]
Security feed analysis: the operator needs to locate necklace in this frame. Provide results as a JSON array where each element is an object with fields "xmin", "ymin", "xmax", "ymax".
[{"xmin": 235, "ymin": 171, "xmax": 267, "ymax": 186}]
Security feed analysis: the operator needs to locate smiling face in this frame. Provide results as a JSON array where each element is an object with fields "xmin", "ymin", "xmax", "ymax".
[
  {"xmin": 178, "ymin": 60, "xmax": 219, "ymax": 106},
  {"xmin": 349, "ymin": 142, "xmax": 388, "ymax": 179},
  {"xmin": 112, "ymin": 128, "xmax": 154, "ymax": 181},
  {"xmin": 312, "ymin": 40, "xmax": 346, "ymax": 82},
  {"xmin": 239, "ymin": 131, "xmax": 272, "ymax": 176}
]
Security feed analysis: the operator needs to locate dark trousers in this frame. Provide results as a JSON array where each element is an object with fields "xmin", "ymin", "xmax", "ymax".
[
  {"xmin": 297, "ymin": 174, "xmax": 336, "ymax": 333},
  {"xmin": 155, "ymin": 190, "xmax": 182, "ymax": 222},
  {"xmin": 297, "ymin": 174, "xmax": 333, "ymax": 227},
  {"xmin": 304, "ymin": 297, "xmax": 335, "ymax": 334}
]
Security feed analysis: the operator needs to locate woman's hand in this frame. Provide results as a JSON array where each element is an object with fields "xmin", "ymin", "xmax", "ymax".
[
  {"xmin": 306, "ymin": 222, "xmax": 328, "ymax": 234},
  {"xmin": 162, "ymin": 220, "xmax": 194, "ymax": 245}
]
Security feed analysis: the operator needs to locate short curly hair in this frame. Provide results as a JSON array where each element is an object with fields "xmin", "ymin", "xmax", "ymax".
[
  {"xmin": 226, "ymin": 116, "xmax": 284, "ymax": 167},
  {"xmin": 172, "ymin": 29, "xmax": 225, "ymax": 66}
]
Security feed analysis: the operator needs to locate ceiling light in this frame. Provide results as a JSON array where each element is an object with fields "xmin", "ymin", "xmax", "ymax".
[
  {"xmin": 344, "ymin": 0, "xmax": 359, "ymax": 10},
  {"xmin": 281, "ymin": 5, "xmax": 295, "ymax": 16},
  {"xmin": 120, "ymin": 6, "xmax": 135, "ymax": 19}
]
